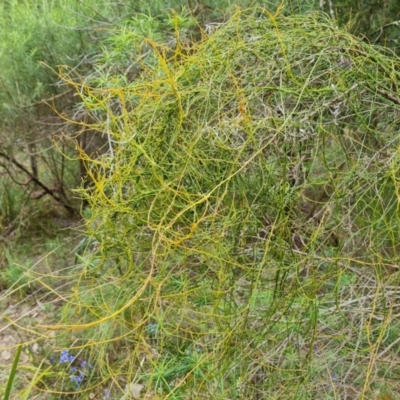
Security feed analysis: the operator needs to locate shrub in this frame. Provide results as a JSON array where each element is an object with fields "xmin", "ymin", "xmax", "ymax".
[{"xmin": 41, "ymin": 7, "xmax": 400, "ymax": 399}]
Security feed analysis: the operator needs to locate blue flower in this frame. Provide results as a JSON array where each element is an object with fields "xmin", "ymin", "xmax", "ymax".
[
  {"xmin": 55, "ymin": 350, "xmax": 93, "ymax": 389},
  {"xmin": 59, "ymin": 350, "xmax": 75, "ymax": 363},
  {"xmin": 70, "ymin": 374, "xmax": 84, "ymax": 388},
  {"xmin": 70, "ymin": 375, "xmax": 82, "ymax": 383},
  {"xmin": 81, "ymin": 360, "xmax": 92, "ymax": 369}
]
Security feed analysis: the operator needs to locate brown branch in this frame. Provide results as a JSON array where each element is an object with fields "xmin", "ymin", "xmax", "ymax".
[
  {"xmin": 371, "ymin": 20, "xmax": 400, "ymax": 37},
  {"xmin": 0, "ymin": 161, "xmax": 30, "ymax": 186},
  {"xmin": 0, "ymin": 150, "xmax": 76, "ymax": 214},
  {"xmin": 19, "ymin": 89, "xmax": 73, "ymax": 108}
]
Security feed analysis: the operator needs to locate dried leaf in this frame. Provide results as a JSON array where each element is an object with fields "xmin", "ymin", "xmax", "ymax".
[{"xmin": 126, "ymin": 383, "xmax": 144, "ymax": 399}]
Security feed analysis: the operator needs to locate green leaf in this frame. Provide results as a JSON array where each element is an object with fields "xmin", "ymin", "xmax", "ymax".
[{"xmin": 4, "ymin": 343, "xmax": 22, "ymax": 400}]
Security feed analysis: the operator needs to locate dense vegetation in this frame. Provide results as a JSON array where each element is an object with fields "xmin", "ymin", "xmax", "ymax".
[{"xmin": 1, "ymin": 1, "xmax": 400, "ymax": 399}]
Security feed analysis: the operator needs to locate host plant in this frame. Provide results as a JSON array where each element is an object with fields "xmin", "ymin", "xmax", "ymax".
[{"xmin": 35, "ymin": 7, "xmax": 400, "ymax": 399}]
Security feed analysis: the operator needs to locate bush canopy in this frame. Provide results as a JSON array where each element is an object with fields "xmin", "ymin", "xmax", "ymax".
[{"xmin": 56, "ymin": 8, "xmax": 400, "ymax": 399}]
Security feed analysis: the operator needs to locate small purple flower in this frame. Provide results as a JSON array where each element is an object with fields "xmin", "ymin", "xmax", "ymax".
[
  {"xmin": 70, "ymin": 375, "xmax": 82, "ymax": 383},
  {"xmin": 59, "ymin": 350, "xmax": 75, "ymax": 363},
  {"xmin": 70, "ymin": 374, "xmax": 83, "ymax": 388},
  {"xmin": 55, "ymin": 349, "xmax": 93, "ymax": 389},
  {"xmin": 80, "ymin": 360, "xmax": 92, "ymax": 369},
  {"xmin": 104, "ymin": 389, "xmax": 111, "ymax": 399}
]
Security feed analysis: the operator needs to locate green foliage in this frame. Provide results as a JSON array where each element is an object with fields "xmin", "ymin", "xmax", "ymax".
[
  {"xmin": 286, "ymin": 0, "xmax": 400, "ymax": 52},
  {"xmin": 0, "ymin": 0, "xmax": 83, "ymax": 120},
  {"xmin": 334, "ymin": 0, "xmax": 400, "ymax": 49},
  {"xmin": 0, "ymin": 179, "xmax": 28, "ymax": 233},
  {"xmin": 0, "ymin": 0, "xmax": 272, "ymax": 121},
  {"xmin": 1, "ymin": 0, "xmax": 398, "ymax": 238},
  {"xmin": 38, "ymin": 8, "xmax": 400, "ymax": 399},
  {"xmin": 0, "ymin": 0, "xmax": 271, "ymax": 236},
  {"xmin": 0, "ymin": 246, "xmax": 40, "ymax": 299},
  {"xmin": 2, "ymin": 1, "xmax": 400, "ymax": 399},
  {"xmin": 3, "ymin": 343, "xmax": 22, "ymax": 400}
]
